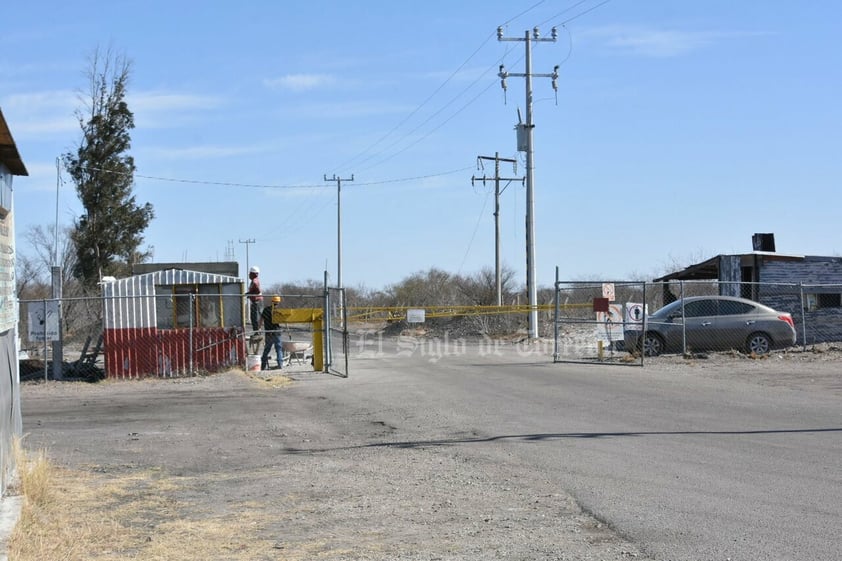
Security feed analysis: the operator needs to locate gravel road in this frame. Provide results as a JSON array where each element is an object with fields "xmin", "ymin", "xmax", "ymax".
[{"xmin": 19, "ymin": 338, "xmax": 842, "ymax": 560}]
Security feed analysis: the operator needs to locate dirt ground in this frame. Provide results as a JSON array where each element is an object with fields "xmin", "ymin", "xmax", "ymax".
[
  {"xmin": 13, "ymin": 342, "xmax": 842, "ymax": 560},
  {"xmin": 639, "ymin": 342, "xmax": 842, "ymax": 396}
]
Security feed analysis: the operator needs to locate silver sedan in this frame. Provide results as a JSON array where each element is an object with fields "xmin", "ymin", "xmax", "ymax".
[{"xmin": 625, "ymin": 295, "xmax": 797, "ymax": 356}]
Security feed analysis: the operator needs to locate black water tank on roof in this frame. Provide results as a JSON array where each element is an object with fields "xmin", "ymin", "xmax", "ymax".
[{"xmin": 752, "ymin": 233, "xmax": 776, "ymax": 252}]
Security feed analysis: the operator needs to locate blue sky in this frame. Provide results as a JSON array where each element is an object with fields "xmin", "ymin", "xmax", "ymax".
[{"xmin": 3, "ymin": 1, "xmax": 841, "ymax": 291}]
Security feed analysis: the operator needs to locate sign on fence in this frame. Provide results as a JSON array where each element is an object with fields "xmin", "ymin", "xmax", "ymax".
[
  {"xmin": 27, "ymin": 301, "xmax": 59, "ymax": 342},
  {"xmin": 406, "ymin": 308, "xmax": 426, "ymax": 323},
  {"xmin": 625, "ymin": 302, "xmax": 646, "ymax": 330},
  {"xmin": 595, "ymin": 303, "xmax": 624, "ymax": 342}
]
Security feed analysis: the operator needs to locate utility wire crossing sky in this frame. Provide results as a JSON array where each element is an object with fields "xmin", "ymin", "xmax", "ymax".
[{"xmin": 3, "ymin": 0, "xmax": 841, "ymax": 289}]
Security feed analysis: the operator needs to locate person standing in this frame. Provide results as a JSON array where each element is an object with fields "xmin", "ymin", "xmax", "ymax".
[
  {"xmin": 247, "ymin": 266, "xmax": 263, "ymax": 333},
  {"xmin": 261, "ymin": 295, "xmax": 284, "ymax": 370}
]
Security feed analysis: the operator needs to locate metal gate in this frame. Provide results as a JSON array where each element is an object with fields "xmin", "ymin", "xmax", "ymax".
[
  {"xmin": 325, "ymin": 286, "xmax": 349, "ymax": 377},
  {"xmin": 552, "ymin": 276, "xmax": 645, "ymax": 366}
]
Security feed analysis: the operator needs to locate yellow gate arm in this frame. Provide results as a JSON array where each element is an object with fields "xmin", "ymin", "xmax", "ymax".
[{"xmin": 272, "ymin": 307, "xmax": 324, "ymax": 371}]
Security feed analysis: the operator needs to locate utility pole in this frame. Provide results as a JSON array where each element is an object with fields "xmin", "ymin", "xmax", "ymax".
[
  {"xmin": 324, "ymin": 174, "xmax": 354, "ymax": 289},
  {"xmin": 52, "ymin": 157, "xmax": 63, "ymax": 380},
  {"xmin": 239, "ymin": 238, "xmax": 255, "ymax": 277},
  {"xmin": 472, "ymin": 153, "xmax": 523, "ymax": 306},
  {"xmin": 498, "ymin": 26, "xmax": 559, "ymax": 339}
]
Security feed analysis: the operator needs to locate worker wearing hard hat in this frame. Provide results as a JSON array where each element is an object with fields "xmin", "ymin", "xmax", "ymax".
[
  {"xmin": 247, "ymin": 266, "xmax": 263, "ymax": 333},
  {"xmin": 261, "ymin": 295, "xmax": 284, "ymax": 370}
]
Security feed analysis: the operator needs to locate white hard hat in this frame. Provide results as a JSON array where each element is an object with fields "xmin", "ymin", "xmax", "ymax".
[{"xmin": 249, "ymin": 266, "xmax": 260, "ymax": 274}]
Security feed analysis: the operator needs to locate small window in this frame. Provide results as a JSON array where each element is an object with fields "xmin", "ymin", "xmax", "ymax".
[
  {"xmin": 197, "ymin": 284, "xmax": 223, "ymax": 328},
  {"xmin": 155, "ymin": 284, "xmax": 201, "ymax": 328},
  {"xmin": 173, "ymin": 286, "xmax": 196, "ymax": 327},
  {"xmin": 156, "ymin": 290, "xmax": 175, "ymax": 329},
  {"xmin": 804, "ymin": 293, "xmax": 841, "ymax": 311},
  {"xmin": 817, "ymin": 293, "xmax": 842, "ymax": 309}
]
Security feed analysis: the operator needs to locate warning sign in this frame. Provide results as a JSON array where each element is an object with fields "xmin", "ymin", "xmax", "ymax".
[
  {"xmin": 625, "ymin": 302, "xmax": 646, "ymax": 331},
  {"xmin": 27, "ymin": 300, "xmax": 60, "ymax": 342},
  {"xmin": 406, "ymin": 308, "xmax": 426, "ymax": 323},
  {"xmin": 595, "ymin": 303, "xmax": 624, "ymax": 342}
]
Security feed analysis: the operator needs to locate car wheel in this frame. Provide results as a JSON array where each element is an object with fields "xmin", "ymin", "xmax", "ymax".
[
  {"xmin": 746, "ymin": 332, "xmax": 772, "ymax": 355},
  {"xmin": 641, "ymin": 332, "xmax": 665, "ymax": 357}
]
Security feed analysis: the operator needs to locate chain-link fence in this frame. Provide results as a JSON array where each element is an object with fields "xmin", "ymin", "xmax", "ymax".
[
  {"xmin": 21, "ymin": 293, "xmax": 248, "ymax": 380},
  {"xmin": 553, "ymin": 280, "xmax": 842, "ymax": 364},
  {"xmin": 20, "ymin": 289, "xmax": 335, "ymax": 380},
  {"xmin": 552, "ymin": 281, "xmax": 646, "ymax": 365}
]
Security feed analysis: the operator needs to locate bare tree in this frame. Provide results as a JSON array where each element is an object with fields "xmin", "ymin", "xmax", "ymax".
[
  {"xmin": 15, "ymin": 253, "xmax": 46, "ymax": 300},
  {"xmin": 455, "ymin": 266, "xmax": 517, "ymax": 306},
  {"xmin": 25, "ymin": 225, "xmax": 78, "ymax": 282}
]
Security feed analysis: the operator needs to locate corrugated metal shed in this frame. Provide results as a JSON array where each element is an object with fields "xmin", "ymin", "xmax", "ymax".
[
  {"xmin": 102, "ymin": 269, "xmax": 243, "ymax": 329},
  {"xmin": 102, "ymin": 269, "xmax": 247, "ymax": 378}
]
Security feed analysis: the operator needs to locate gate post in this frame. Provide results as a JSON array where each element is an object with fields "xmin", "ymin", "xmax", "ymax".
[{"xmin": 553, "ymin": 267, "xmax": 560, "ymax": 362}]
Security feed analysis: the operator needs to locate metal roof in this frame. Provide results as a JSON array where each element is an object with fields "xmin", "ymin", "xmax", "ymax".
[
  {"xmin": 101, "ymin": 269, "xmax": 245, "ymax": 329},
  {"xmin": 102, "ymin": 268, "xmax": 243, "ymax": 297},
  {"xmin": 654, "ymin": 252, "xmax": 806, "ymax": 282},
  {"xmin": 0, "ymin": 109, "xmax": 28, "ymax": 176}
]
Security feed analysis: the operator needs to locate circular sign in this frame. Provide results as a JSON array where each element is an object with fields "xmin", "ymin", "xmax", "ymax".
[{"xmin": 626, "ymin": 303, "xmax": 645, "ymax": 323}]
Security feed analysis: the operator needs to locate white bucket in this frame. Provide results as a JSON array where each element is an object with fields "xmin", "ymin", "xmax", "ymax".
[{"xmin": 246, "ymin": 355, "xmax": 261, "ymax": 372}]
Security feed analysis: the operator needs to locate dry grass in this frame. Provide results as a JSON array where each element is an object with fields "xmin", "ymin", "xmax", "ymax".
[
  {"xmin": 243, "ymin": 370, "xmax": 292, "ymax": 388},
  {"xmin": 7, "ymin": 441, "xmax": 288, "ymax": 560}
]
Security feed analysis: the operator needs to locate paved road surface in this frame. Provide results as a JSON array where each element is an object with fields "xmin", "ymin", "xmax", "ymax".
[{"xmin": 333, "ymin": 339, "xmax": 842, "ymax": 560}]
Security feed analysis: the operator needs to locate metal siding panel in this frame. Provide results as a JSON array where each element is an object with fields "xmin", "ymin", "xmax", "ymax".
[
  {"xmin": 760, "ymin": 257, "xmax": 842, "ymax": 285},
  {"xmin": 105, "ymin": 327, "xmax": 165, "ymax": 378},
  {"xmin": 103, "ymin": 273, "xmax": 164, "ymax": 329}
]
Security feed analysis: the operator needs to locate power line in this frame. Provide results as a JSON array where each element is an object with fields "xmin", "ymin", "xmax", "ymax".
[
  {"xmin": 331, "ymin": 37, "xmax": 496, "ymax": 174},
  {"xmin": 501, "ymin": 0, "xmax": 548, "ymax": 28},
  {"xmin": 555, "ymin": 0, "xmax": 613, "ymax": 27},
  {"xmin": 350, "ymin": 57, "xmax": 504, "ymax": 173},
  {"xmin": 457, "ymin": 190, "xmax": 491, "ymax": 276},
  {"xmin": 356, "ymin": 78, "xmax": 502, "ymax": 173},
  {"xmin": 331, "ymin": 2, "xmax": 549, "ymax": 175},
  {"xmin": 354, "ymin": 167, "xmax": 473, "ymax": 186},
  {"xmin": 364, "ymin": 0, "xmax": 603, "ymax": 174},
  {"xmin": 83, "ymin": 165, "xmax": 470, "ymax": 190},
  {"xmin": 536, "ymin": 0, "xmax": 593, "ymax": 28}
]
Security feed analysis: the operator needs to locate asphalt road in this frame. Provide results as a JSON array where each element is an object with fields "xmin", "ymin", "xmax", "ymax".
[
  {"xmin": 20, "ymin": 338, "xmax": 842, "ymax": 560},
  {"xmin": 330, "ymin": 338, "xmax": 842, "ymax": 560}
]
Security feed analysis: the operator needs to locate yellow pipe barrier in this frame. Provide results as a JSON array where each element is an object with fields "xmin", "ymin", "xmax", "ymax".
[
  {"xmin": 345, "ymin": 303, "xmax": 592, "ymax": 323},
  {"xmin": 272, "ymin": 308, "xmax": 324, "ymax": 371}
]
